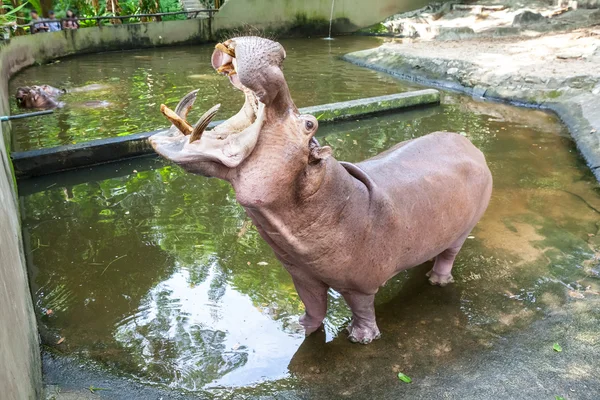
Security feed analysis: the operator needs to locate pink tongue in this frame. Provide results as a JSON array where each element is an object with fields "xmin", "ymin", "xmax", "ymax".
[{"xmin": 211, "ymin": 50, "xmax": 232, "ymax": 70}]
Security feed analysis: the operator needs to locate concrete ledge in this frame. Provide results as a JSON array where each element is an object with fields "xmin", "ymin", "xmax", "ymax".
[
  {"xmin": 12, "ymin": 90, "xmax": 440, "ymax": 178},
  {"xmin": 343, "ymin": 49, "xmax": 600, "ymax": 182},
  {"xmin": 302, "ymin": 89, "xmax": 440, "ymax": 122}
]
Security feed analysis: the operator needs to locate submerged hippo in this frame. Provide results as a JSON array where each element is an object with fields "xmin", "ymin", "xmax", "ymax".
[
  {"xmin": 15, "ymin": 83, "xmax": 110, "ymax": 109},
  {"xmin": 15, "ymin": 86, "xmax": 64, "ymax": 109},
  {"xmin": 150, "ymin": 37, "xmax": 493, "ymax": 344}
]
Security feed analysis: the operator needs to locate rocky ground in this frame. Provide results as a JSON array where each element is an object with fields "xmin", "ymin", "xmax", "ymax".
[{"xmin": 351, "ymin": 0, "xmax": 600, "ymax": 181}]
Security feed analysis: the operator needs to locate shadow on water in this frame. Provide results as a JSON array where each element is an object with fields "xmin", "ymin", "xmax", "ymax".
[{"xmin": 18, "ymin": 57, "xmax": 600, "ymax": 397}]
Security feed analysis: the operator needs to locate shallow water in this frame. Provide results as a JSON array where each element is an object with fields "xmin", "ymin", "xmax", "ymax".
[
  {"xmin": 20, "ymin": 87, "xmax": 600, "ymax": 396},
  {"xmin": 9, "ymin": 37, "xmax": 417, "ymax": 152}
]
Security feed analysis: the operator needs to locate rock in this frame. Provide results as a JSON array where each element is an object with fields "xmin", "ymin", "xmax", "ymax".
[
  {"xmin": 512, "ymin": 11, "xmax": 546, "ymax": 27},
  {"xmin": 447, "ymin": 67, "xmax": 459, "ymax": 75},
  {"xmin": 524, "ymin": 77, "xmax": 542, "ymax": 84},
  {"xmin": 556, "ymin": 50, "xmax": 584, "ymax": 59},
  {"xmin": 472, "ymin": 86, "xmax": 487, "ymax": 98},
  {"xmin": 436, "ymin": 26, "xmax": 476, "ymax": 41}
]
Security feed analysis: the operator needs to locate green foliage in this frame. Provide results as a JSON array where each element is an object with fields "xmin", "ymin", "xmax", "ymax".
[
  {"xmin": 49, "ymin": 0, "xmax": 182, "ymax": 23},
  {"xmin": 359, "ymin": 22, "xmax": 389, "ymax": 35},
  {"xmin": 553, "ymin": 343, "xmax": 562, "ymax": 352},
  {"xmin": 0, "ymin": 1, "xmax": 30, "ymax": 25},
  {"xmin": 397, "ymin": 372, "xmax": 412, "ymax": 383}
]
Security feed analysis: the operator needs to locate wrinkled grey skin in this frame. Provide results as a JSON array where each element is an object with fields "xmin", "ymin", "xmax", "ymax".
[{"xmin": 150, "ymin": 37, "xmax": 493, "ymax": 344}]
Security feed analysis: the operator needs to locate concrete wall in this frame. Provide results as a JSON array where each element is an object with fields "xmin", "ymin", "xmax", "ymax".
[
  {"xmin": 0, "ymin": 18, "xmax": 212, "ymax": 399},
  {"xmin": 0, "ymin": 124, "xmax": 42, "ymax": 399},
  {"xmin": 214, "ymin": 0, "xmax": 434, "ymax": 33}
]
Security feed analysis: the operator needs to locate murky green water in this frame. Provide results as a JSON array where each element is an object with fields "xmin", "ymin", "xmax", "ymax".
[
  {"xmin": 9, "ymin": 37, "xmax": 418, "ymax": 152},
  {"xmin": 20, "ymin": 81, "xmax": 600, "ymax": 397}
]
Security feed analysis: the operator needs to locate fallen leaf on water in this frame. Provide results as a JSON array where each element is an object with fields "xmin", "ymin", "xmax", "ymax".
[
  {"xmin": 57, "ymin": 337, "xmax": 65, "ymax": 345},
  {"xmin": 555, "ymin": 396, "xmax": 565, "ymax": 400},
  {"xmin": 353, "ymin": 140, "xmax": 358, "ymax": 145},
  {"xmin": 467, "ymin": 236, "xmax": 475, "ymax": 239},
  {"xmin": 397, "ymin": 372, "xmax": 412, "ymax": 383},
  {"xmin": 247, "ymin": 262, "xmax": 251, "ymax": 266},
  {"xmin": 46, "ymin": 309, "xmax": 53, "ymax": 316},
  {"xmin": 232, "ymin": 343, "xmax": 241, "ymax": 350},
  {"xmin": 257, "ymin": 261, "xmax": 268, "ymax": 266},
  {"xmin": 553, "ymin": 343, "xmax": 562, "ymax": 352}
]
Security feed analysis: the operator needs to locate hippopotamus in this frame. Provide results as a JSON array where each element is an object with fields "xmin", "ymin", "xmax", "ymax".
[
  {"xmin": 15, "ymin": 83, "xmax": 111, "ymax": 109},
  {"xmin": 15, "ymin": 86, "xmax": 64, "ymax": 109},
  {"xmin": 32, "ymin": 84, "xmax": 66, "ymax": 97},
  {"xmin": 149, "ymin": 37, "xmax": 493, "ymax": 344}
]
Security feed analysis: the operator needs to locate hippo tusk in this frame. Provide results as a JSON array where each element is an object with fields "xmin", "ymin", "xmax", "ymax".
[
  {"xmin": 174, "ymin": 89, "xmax": 199, "ymax": 121},
  {"xmin": 160, "ymin": 104, "xmax": 193, "ymax": 135},
  {"xmin": 190, "ymin": 104, "xmax": 221, "ymax": 143},
  {"xmin": 215, "ymin": 42, "xmax": 235, "ymax": 58}
]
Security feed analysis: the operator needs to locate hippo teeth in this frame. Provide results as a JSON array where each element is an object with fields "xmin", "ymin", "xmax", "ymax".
[
  {"xmin": 190, "ymin": 104, "xmax": 221, "ymax": 143},
  {"xmin": 215, "ymin": 42, "xmax": 235, "ymax": 58}
]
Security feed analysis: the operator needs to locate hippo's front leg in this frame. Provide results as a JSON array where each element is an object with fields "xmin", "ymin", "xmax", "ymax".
[
  {"xmin": 285, "ymin": 265, "xmax": 329, "ymax": 336},
  {"xmin": 339, "ymin": 290, "xmax": 381, "ymax": 344}
]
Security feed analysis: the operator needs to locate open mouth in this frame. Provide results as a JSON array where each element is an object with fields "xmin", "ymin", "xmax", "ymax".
[{"xmin": 150, "ymin": 38, "xmax": 273, "ymax": 169}]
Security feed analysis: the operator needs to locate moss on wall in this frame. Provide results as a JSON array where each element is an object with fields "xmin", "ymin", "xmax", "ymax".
[{"xmin": 214, "ymin": 0, "xmax": 437, "ymax": 34}]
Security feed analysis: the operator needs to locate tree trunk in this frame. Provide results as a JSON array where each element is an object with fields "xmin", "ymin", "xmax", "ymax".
[
  {"xmin": 106, "ymin": 0, "xmax": 122, "ymax": 24},
  {"xmin": 40, "ymin": 0, "xmax": 52, "ymax": 17}
]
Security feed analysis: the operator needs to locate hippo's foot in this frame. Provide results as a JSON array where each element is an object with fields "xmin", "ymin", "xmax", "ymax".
[
  {"xmin": 299, "ymin": 313, "xmax": 324, "ymax": 336},
  {"xmin": 426, "ymin": 269, "xmax": 455, "ymax": 287},
  {"xmin": 346, "ymin": 320, "xmax": 381, "ymax": 344}
]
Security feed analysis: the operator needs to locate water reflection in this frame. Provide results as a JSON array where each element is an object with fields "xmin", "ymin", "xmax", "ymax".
[
  {"xmin": 9, "ymin": 37, "xmax": 417, "ymax": 151},
  {"xmin": 21, "ymin": 93, "xmax": 600, "ymax": 397}
]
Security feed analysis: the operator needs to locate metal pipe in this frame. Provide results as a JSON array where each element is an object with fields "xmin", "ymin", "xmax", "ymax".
[{"xmin": 0, "ymin": 110, "xmax": 54, "ymax": 122}]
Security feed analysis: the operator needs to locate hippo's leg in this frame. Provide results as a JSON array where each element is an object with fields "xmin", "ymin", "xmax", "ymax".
[
  {"xmin": 339, "ymin": 291, "xmax": 380, "ymax": 344},
  {"xmin": 427, "ymin": 234, "xmax": 469, "ymax": 286},
  {"xmin": 288, "ymin": 270, "xmax": 329, "ymax": 336}
]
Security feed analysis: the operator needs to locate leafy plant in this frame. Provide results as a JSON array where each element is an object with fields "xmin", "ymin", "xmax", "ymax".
[{"xmin": 1, "ymin": 1, "xmax": 30, "ymax": 25}]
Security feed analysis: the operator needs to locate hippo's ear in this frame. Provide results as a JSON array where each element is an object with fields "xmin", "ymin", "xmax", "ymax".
[
  {"xmin": 309, "ymin": 145, "xmax": 332, "ymax": 164},
  {"xmin": 33, "ymin": 93, "xmax": 39, "ymax": 101}
]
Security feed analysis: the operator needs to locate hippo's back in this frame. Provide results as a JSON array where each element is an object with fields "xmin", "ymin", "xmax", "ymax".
[
  {"xmin": 358, "ymin": 131, "xmax": 491, "ymax": 199},
  {"xmin": 350, "ymin": 131, "xmax": 492, "ymax": 277}
]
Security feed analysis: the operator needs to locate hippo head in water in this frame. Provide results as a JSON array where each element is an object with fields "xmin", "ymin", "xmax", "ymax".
[
  {"xmin": 151, "ymin": 37, "xmax": 493, "ymax": 344},
  {"xmin": 32, "ymin": 84, "xmax": 66, "ymax": 98},
  {"xmin": 15, "ymin": 86, "xmax": 63, "ymax": 109},
  {"xmin": 149, "ymin": 36, "xmax": 330, "ymax": 194}
]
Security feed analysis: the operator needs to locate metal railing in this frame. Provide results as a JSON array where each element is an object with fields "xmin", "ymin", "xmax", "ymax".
[{"xmin": 7, "ymin": 9, "xmax": 217, "ymax": 33}]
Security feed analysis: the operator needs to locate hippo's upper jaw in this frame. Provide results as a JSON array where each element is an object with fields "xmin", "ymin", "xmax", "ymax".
[{"xmin": 150, "ymin": 36, "xmax": 331, "ymax": 181}]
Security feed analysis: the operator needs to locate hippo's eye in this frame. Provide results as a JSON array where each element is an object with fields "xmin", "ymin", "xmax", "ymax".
[{"xmin": 305, "ymin": 120, "xmax": 314, "ymax": 130}]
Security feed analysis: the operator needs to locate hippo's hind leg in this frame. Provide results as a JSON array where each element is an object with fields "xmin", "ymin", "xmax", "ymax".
[
  {"xmin": 427, "ymin": 233, "xmax": 470, "ymax": 287},
  {"xmin": 339, "ymin": 291, "xmax": 381, "ymax": 344}
]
